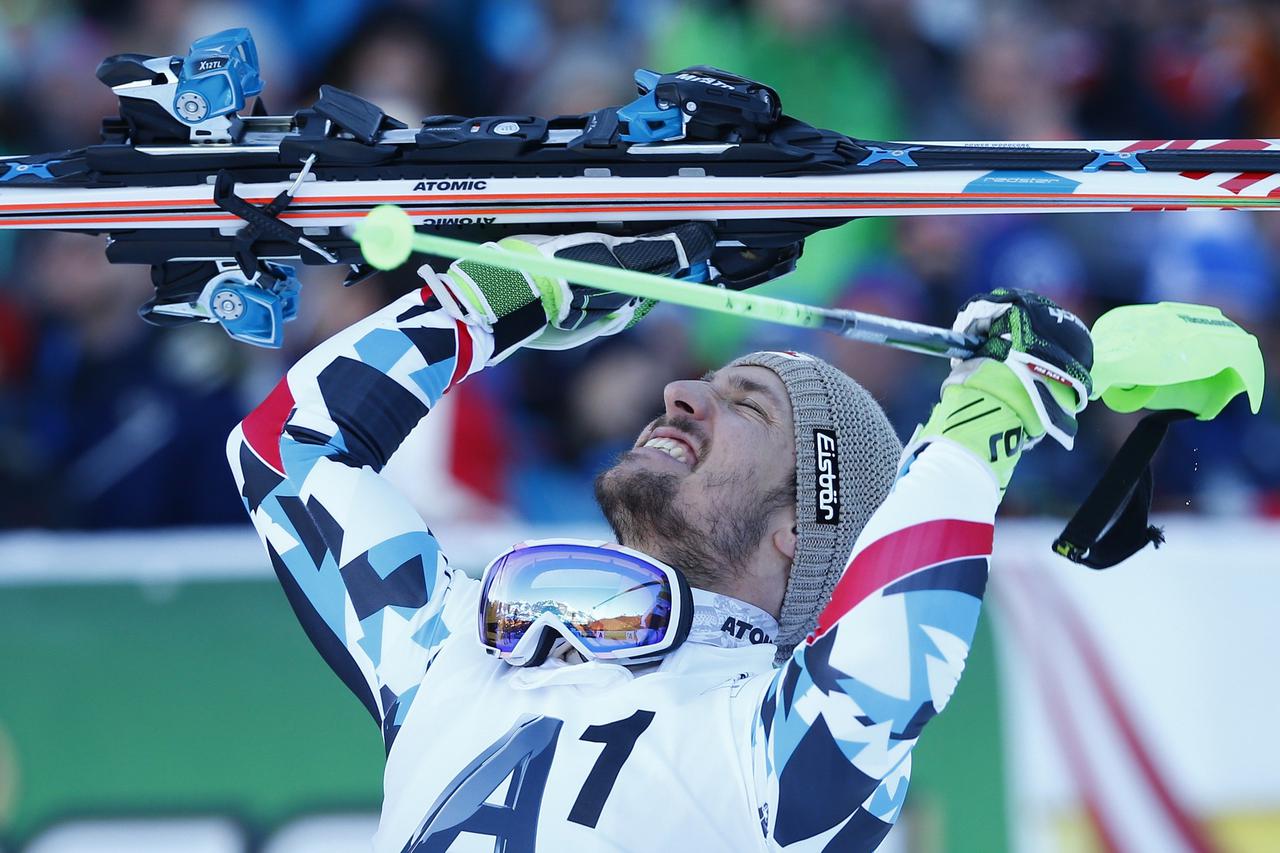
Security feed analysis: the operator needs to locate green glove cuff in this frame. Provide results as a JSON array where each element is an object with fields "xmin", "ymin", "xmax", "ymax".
[
  {"xmin": 959, "ymin": 360, "xmax": 1056, "ymax": 437},
  {"xmin": 494, "ymin": 238, "xmax": 567, "ymax": 323},
  {"xmin": 917, "ymin": 362, "xmax": 1035, "ymax": 490},
  {"xmin": 448, "ymin": 259, "xmax": 533, "ymax": 321},
  {"xmin": 444, "ymin": 238, "xmax": 566, "ymax": 327}
]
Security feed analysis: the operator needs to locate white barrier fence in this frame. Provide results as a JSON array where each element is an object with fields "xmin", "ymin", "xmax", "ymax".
[
  {"xmin": 0, "ymin": 522, "xmax": 612, "ymax": 586},
  {"xmin": 992, "ymin": 519, "xmax": 1280, "ymax": 853}
]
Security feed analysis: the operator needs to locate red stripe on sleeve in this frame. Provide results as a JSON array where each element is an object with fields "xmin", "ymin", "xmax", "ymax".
[
  {"xmin": 240, "ymin": 377, "xmax": 295, "ymax": 476},
  {"xmin": 811, "ymin": 519, "xmax": 993, "ymax": 640},
  {"xmin": 448, "ymin": 319, "xmax": 474, "ymax": 390}
]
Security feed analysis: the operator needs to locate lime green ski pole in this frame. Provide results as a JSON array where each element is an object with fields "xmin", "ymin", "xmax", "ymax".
[
  {"xmin": 352, "ymin": 205, "xmax": 1265, "ymax": 416},
  {"xmin": 352, "ymin": 205, "xmax": 981, "ymax": 358}
]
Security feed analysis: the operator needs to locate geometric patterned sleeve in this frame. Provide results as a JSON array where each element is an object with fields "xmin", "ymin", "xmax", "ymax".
[
  {"xmin": 224, "ymin": 286, "xmax": 539, "ymax": 751},
  {"xmin": 751, "ymin": 439, "xmax": 999, "ymax": 851}
]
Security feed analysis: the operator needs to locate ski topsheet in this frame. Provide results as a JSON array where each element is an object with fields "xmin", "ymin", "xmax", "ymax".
[
  {"xmin": 5, "ymin": 27, "xmax": 1280, "ymax": 346},
  {"xmin": 6, "ymin": 146, "xmax": 1280, "ymax": 234}
]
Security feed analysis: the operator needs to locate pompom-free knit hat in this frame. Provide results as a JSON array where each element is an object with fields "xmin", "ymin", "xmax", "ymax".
[{"xmin": 726, "ymin": 351, "xmax": 903, "ymax": 662}]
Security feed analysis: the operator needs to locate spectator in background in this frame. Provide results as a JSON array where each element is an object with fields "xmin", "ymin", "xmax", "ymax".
[
  {"xmin": 960, "ymin": 12, "xmax": 1077, "ymax": 140},
  {"xmin": 0, "ymin": 12, "xmax": 117, "ymax": 152},
  {"xmin": 305, "ymin": 6, "xmax": 465, "ymax": 122},
  {"xmin": 477, "ymin": 0, "xmax": 646, "ymax": 110},
  {"xmin": 1, "ymin": 234, "xmax": 247, "ymax": 528}
]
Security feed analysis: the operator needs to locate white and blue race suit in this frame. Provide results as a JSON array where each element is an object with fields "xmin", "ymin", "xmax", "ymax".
[{"xmin": 227, "ymin": 284, "xmax": 998, "ymax": 852}]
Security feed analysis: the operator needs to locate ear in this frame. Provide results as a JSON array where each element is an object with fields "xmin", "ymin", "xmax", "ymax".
[{"xmin": 771, "ymin": 506, "xmax": 797, "ymax": 561}]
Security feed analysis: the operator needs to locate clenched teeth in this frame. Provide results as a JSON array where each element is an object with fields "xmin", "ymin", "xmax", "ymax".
[{"xmin": 643, "ymin": 437, "xmax": 690, "ymax": 464}]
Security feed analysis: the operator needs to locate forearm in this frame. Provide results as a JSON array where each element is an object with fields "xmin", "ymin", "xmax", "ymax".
[
  {"xmin": 808, "ymin": 438, "xmax": 997, "ymax": 703},
  {"xmin": 226, "ymin": 286, "xmax": 540, "ymax": 735},
  {"xmin": 758, "ymin": 440, "xmax": 997, "ymax": 848},
  {"xmin": 277, "ymin": 285, "xmax": 541, "ymax": 471},
  {"xmin": 757, "ymin": 287, "xmax": 1090, "ymax": 848}
]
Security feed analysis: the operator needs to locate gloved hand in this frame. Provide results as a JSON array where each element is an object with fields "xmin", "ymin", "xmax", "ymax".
[
  {"xmin": 910, "ymin": 288, "xmax": 1093, "ymax": 489},
  {"xmin": 421, "ymin": 223, "xmax": 715, "ymax": 359}
]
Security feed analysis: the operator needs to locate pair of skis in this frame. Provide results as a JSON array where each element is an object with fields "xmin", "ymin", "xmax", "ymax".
[{"xmin": 2, "ymin": 28, "xmax": 1279, "ymax": 348}]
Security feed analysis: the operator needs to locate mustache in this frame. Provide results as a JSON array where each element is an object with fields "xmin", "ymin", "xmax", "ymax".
[{"xmin": 642, "ymin": 412, "xmax": 710, "ymax": 465}]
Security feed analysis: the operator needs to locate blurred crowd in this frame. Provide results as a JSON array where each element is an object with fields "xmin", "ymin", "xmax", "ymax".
[{"xmin": 1, "ymin": 0, "xmax": 1278, "ymax": 530}]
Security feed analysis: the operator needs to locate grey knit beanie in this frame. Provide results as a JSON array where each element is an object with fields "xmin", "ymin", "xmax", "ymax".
[{"xmin": 726, "ymin": 351, "xmax": 903, "ymax": 663}]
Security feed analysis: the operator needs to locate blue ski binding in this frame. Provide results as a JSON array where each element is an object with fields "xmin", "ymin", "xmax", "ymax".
[
  {"xmin": 173, "ymin": 29, "xmax": 263, "ymax": 125},
  {"xmin": 207, "ymin": 263, "xmax": 300, "ymax": 348}
]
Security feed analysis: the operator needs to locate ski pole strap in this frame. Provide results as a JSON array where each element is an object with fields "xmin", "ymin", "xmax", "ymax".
[{"xmin": 1052, "ymin": 409, "xmax": 1196, "ymax": 569}]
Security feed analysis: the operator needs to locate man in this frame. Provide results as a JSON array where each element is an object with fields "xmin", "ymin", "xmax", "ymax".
[{"xmin": 228, "ymin": 224, "xmax": 1091, "ymax": 851}]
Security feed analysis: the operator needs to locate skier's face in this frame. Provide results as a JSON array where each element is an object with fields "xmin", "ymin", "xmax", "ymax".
[{"xmin": 594, "ymin": 365, "xmax": 797, "ymax": 594}]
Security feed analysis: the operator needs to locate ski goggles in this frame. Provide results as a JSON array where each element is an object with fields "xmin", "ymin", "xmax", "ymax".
[{"xmin": 477, "ymin": 539, "xmax": 692, "ymax": 667}]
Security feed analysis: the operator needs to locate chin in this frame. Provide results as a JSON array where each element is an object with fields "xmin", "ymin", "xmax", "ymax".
[
  {"xmin": 593, "ymin": 455, "xmax": 683, "ymax": 547},
  {"xmin": 597, "ymin": 451, "xmax": 675, "ymax": 495}
]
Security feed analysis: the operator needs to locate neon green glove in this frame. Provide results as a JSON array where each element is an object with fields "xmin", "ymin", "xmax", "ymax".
[
  {"xmin": 908, "ymin": 288, "xmax": 1094, "ymax": 489},
  {"xmin": 422, "ymin": 224, "xmax": 715, "ymax": 360}
]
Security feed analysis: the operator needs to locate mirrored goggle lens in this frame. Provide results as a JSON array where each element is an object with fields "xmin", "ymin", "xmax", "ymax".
[{"xmin": 481, "ymin": 543, "xmax": 674, "ymax": 656}]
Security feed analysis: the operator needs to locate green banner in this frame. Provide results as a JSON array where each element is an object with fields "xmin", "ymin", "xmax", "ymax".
[{"xmin": 0, "ymin": 575, "xmax": 1005, "ymax": 852}]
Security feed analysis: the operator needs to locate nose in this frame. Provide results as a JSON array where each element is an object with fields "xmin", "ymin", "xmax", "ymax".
[{"xmin": 663, "ymin": 379, "xmax": 714, "ymax": 420}]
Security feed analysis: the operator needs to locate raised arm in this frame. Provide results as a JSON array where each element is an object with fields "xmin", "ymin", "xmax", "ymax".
[
  {"xmin": 226, "ymin": 283, "xmax": 540, "ymax": 747},
  {"xmin": 753, "ymin": 290, "xmax": 1094, "ymax": 850},
  {"xmin": 227, "ymin": 226, "xmax": 713, "ymax": 748}
]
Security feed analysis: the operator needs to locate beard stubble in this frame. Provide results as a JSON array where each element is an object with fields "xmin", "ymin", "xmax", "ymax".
[{"xmin": 593, "ymin": 453, "xmax": 788, "ymax": 591}]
